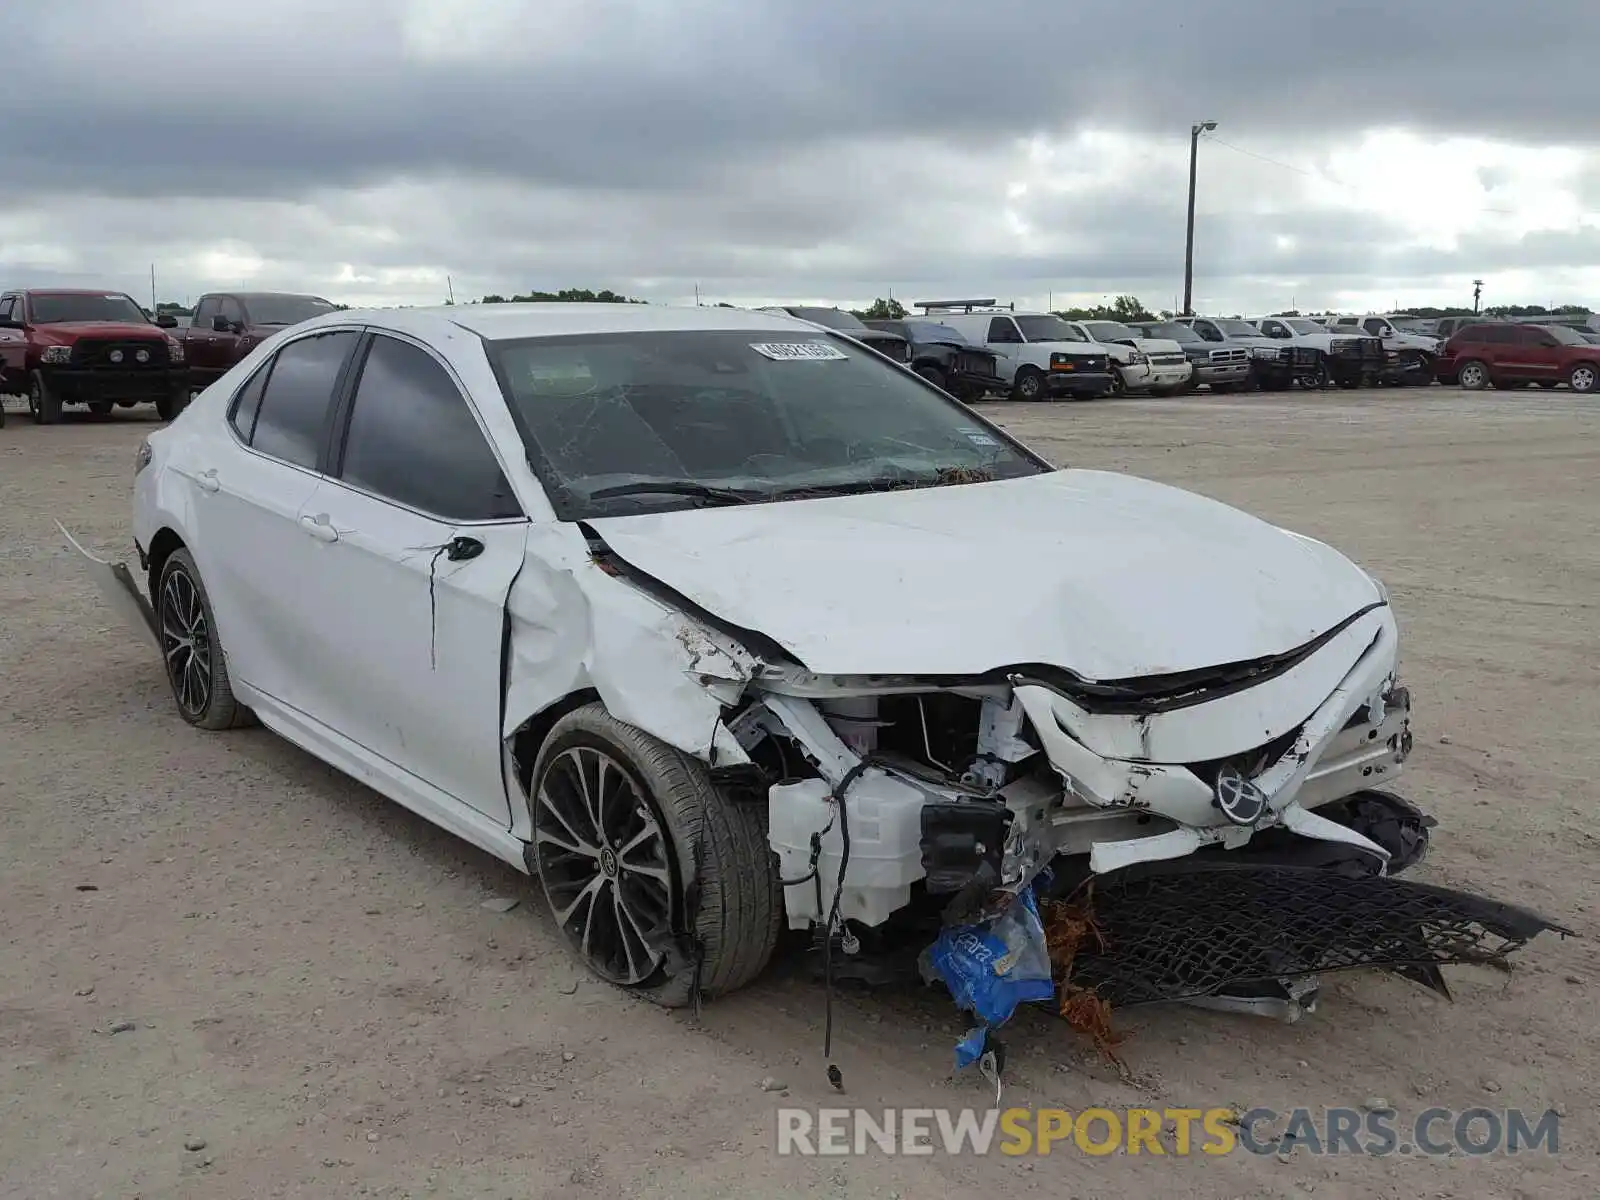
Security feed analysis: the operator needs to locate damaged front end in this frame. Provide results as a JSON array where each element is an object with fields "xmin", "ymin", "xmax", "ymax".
[{"xmin": 719, "ymin": 606, "xmax": 1567, "ymax": 1033}]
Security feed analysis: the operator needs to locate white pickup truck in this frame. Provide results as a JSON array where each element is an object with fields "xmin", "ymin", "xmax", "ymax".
[{"xmin": 1057, "ymin": 319, "xmax": 1194, "ymax": 395}]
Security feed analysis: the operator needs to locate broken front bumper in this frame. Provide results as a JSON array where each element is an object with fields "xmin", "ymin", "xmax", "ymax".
[{"xmin": 1060, "ymin": 860, "xmax": 1572, "ymax": 1007}]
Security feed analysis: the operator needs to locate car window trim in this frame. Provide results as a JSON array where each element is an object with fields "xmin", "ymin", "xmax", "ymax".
[
  {"xmin": 223, "ymin": 324, "xmax": 365, "ymax": 475},
  {"xmin": 326, "ymin": 327, "xmax": 528, "ymax": 524},
  {"xmin": 477, "ymin": 327, "xmax": 1054, "ymax": 524}
]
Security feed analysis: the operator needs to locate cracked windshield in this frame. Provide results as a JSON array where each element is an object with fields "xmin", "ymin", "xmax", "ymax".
[{"xmin": 490, "ymin": 329, "xmax": 1043, "ymax": 516}]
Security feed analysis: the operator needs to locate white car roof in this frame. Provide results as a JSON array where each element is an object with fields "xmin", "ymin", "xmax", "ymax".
[{"xmin": 293, "ymin": 302, "xmax": 812, "ymax": 342}]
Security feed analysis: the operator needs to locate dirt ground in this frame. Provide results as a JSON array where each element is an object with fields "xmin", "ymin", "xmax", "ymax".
[{"xmin": 1, "ymin": 388, "xmax": 1595, "ymax": 1199}]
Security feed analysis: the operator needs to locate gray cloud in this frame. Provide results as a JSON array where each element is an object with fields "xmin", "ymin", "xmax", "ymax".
[{"xmin": 1, "ymin": 0, "xmax": 1596, "ymax": 311}]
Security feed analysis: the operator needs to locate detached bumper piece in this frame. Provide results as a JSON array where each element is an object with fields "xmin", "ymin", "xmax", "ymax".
[{"xmin": 1062, "ymin": 861, "xmax": 1571, "ymax": 1008}]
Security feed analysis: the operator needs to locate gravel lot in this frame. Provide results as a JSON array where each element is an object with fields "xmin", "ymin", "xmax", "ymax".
[{"xmin": 1, "ymin": 389, "xmax": 1596, "ymax": 1199}]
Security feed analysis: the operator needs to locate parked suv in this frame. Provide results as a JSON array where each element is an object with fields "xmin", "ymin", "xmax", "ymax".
[
  {"xmin": 1176, "ymin": 316, "xmax": 1321, "ymax": 390},
  {"xmin": 919, "ymin": 308, "xmax": 1114, "ymax": 400},
  {"xmin": 1129, "ymin": 320, "xmax": 1252, "ymax": 393},
  {"xmin": 1437, "ymin": 323, "xmax": 1600, "ymax": 392},
  {"xmin": 861, "ymin": 318, "xmax": 1007, "ymax": 402},
  {"xmin": 177, "ymin": 292, "xmax": 340, "ymax": 390},
  {"xmin": 0, "ymin": 289, "xmax": 188, "ymax": 422},
  {"xmin": 756, "ymin": 307, "xmax": 911, "ymax": 365}
]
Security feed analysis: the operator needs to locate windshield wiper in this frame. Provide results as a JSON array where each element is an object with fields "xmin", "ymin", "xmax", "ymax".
[{"xmin": 586, "ymin": 480, "xmax": 772, "ymax": 506}]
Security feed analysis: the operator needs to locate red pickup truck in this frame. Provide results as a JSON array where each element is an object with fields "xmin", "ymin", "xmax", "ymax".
[
  {"xmin": 0, "ymin": 288, "xmax": 189, "ymax": 423},
  {"xmin": 176, "ymin": 292, "xmax": 341, "ymax": 390}
]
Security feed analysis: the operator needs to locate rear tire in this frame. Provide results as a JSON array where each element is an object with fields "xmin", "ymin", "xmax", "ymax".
[
  {"xmin": 529, "ymin": 703, "xmax": 782, "ymax": 1007},
  {"xmin": 156, "ymin": 549, "xmax": 247, "ymax": 731},
  {"xmin": 1457, "ymin": 359, "xmax": 1490, "ymax": 390},
  {"xmin": 1567, "ymin": 362, "xmax": 1598, "ymax": 394},
  {"xmin": 88, "ymin": 399, "xmax": 113, "ymax": 417},
  {"xmin": 29, "ymin": 371, "xmax": 61, "ymax": 424},
  {"xmin": 1010, "ymin": 367, "xmax": 1044, "ymax": 402}
]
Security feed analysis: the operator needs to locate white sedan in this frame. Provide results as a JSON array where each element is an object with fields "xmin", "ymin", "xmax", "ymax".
[{"xmin": 68, "ymin": 302, "xmax": 1554, "ymax": 1013}]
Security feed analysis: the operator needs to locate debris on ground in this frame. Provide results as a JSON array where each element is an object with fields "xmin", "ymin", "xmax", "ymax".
[
  {"xmin": 481, "ymin": 897, "xmax": 520, "ymax": 913},
  {"xmin": 1042, "ymin": 888, "xmax": 1127, "ymax": 1072},
  {"xmin": 921, "ymin": 884, "xmax": 1054, "ymax": 1078}
]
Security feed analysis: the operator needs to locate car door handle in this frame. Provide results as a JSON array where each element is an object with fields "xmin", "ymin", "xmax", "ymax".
[
  {"xmin": 299, "ymin": 515, "xmax": 338, "ymax": 543},
  {"xmin": 196, "ymin": 469, "xmax": 220, "ymax": 493}
]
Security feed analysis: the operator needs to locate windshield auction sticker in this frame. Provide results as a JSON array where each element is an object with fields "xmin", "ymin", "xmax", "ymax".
[{"xmin": 749, "ymin": 342, "xmax": 848, "ymax": 361}]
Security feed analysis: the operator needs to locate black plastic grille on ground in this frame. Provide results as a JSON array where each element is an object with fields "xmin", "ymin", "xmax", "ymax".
[{"xmin": 1067, "ymin": 863, "xmax": 1569, "ymax": 1008}]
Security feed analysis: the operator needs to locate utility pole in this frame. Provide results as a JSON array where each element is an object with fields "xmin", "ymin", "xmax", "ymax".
[
  {"xmin": 1472, "ymin": 279, "xmax": 1483, "ymax": 314},
  {"xmin": 150, "ymin": 264, "xmax": 157, "ymax": 312},
  {"xmin": 446, "ymin": 275, "xmax": 455, "ymax": 305},
  {"xmin": 1182, "ymin": 121, "xmax": 1217, "ymax": 316}
]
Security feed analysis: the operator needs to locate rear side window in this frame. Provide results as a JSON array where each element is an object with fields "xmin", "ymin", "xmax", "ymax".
[
  {"xmin": 229, "ymin": 363, "xmax": 271, "ymax": 442},
  {"xmin": 251, "ymin": 330, "xmax": 359, "ymax": 470},
  {"xmin": 338, "ymin": 334, "xmax": 521, "ymax": 521},
  {"xmin": 1465, "ymin": 326, "xmax": 1515, "ymax": 344}
]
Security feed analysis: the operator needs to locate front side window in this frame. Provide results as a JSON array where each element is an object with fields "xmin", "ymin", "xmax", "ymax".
[
  {"xmin": 487, "ymin": 329, "xmax": 1047, "ymax": 520},
  {"xmin": 250, "ymin": 330, "xmax": 359, "ymax": 470},
  {"xmin": 193, "ymin": 296, "xmax": 220, "ymax": 328},
  {"xmin": 28, "ymin": 292, "xmax": 150, "ymax": 324},
  {"xmin": 986, "ymin": 317, "xmax": 1022, "ymax": 343},
  {"xmin": 339, "ymin": 335, "xmax": 521, "ymax": 521},
  {"xmin": 217, "ymin": 297, "xmax": 246, "ymax": 328},
  {"xmin": 1363, "ymin": 318, "xmax": 1390, "ymax": 336}
]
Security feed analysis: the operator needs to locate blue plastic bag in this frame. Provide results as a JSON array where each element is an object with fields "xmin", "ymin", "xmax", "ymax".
[{"xmin": 924, "ymin": 885, "xmax": 1055, "ymax": 1069}]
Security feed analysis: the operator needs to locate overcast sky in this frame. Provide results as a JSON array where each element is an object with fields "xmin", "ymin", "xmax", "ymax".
[{"xmin": 3, "ymin": 0, "xmax": 1596, "ymax": 315}]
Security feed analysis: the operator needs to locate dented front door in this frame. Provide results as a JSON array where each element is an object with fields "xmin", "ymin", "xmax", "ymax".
[{"xmin": 285, "ymin": 479, "xmax": 529, "ymax": 827}]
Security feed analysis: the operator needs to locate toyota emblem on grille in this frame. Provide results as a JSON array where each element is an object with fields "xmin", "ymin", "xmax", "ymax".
[
  {"xmin": 1213, "ymin": 764, "xmax": 1268, "ymax": 826},
  {"xmin": 109, "ymin": 349, "xmax": 124, "ymax": 363},
  {"xmin": 135, "ymin": 348, "xmax": 150, "ymax": 363}
]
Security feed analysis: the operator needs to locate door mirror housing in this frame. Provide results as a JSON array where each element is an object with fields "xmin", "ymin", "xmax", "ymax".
[{"xmin": 155, "ymin": 314, "xmax": 178, "ymax": 328}]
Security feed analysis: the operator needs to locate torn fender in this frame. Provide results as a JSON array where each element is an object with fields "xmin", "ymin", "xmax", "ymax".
[
  {"xmin": 57, "ymin": 522, "xmax": 158, "ymax": 647},
  {"xmin": 502, "ymin": 525, "xmax": 756, "ymax": 794}
]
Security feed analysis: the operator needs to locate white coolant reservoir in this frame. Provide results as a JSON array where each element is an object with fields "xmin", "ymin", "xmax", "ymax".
[{"xmin": 767, "ymin": 771, "xmax": 930, "ymax": 930}]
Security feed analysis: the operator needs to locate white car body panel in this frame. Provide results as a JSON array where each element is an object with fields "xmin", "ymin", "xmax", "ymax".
[{"xmin": 586, "ymin": 469, "xmax": 1382, "ymax": 680}]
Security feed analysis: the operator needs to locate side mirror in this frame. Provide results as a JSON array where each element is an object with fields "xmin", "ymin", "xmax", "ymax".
[
  {"xmin": 155, "ymin": 314, "xmax": 178, "ymax": 328},
  {"xmin": 212, "ymin": 315, "xmax": 235, "ymax": 333}
]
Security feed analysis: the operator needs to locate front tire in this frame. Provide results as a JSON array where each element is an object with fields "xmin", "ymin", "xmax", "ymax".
[
  {"xmin": 916, "ymin": 365, "xmax": 949, "ymax": 393},
  {"xmin": 88, "ymin": 399, "xmax": 113, "ymax": 417},
  {"xmin": 529, "ymin": 703, "xmax": 781, "ymax": 1007},
  {"xmin": 157, "ymin": 549, "xmax": 247, "ymax": 730},
  {"xmin": 1010, "ymin": 367, "xmax": 1045, "ymax": 402},
  {"xmin": 1457, "ymin": 359, "xmax": 1490, "ymax": 390},
  {"xmin": 29, "ymin": 371, "xmax": 61, "ymax": 424},
  {"xmin": 156, "ymin": 386, "xmax": 187, "ymax": 422}
]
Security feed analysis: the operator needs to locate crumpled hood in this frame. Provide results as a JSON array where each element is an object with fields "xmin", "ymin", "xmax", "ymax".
[{"xmin": 586, "ymin": 470, "xmax": 1383, "ymax": 679}]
